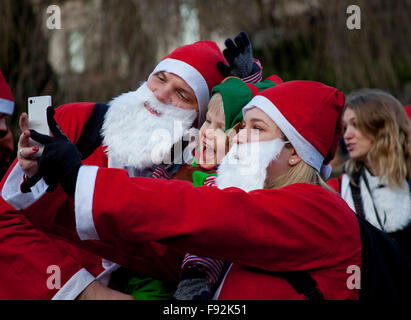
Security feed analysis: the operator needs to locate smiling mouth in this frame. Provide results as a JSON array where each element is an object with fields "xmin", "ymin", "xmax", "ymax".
[{"xmin": 144, "ymin": 103, "xmax": 161, "ymax": 116}]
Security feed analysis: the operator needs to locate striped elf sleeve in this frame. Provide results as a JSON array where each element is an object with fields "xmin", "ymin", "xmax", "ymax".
[
  {"xmin": 151, "ymin": 166, "xmax": 170, "ymax": 180},
  {"xmin": 204, "ymin": 175, "xmax": 217, "ymax": 187},
  {"xmin": 181, "ymin": 253, "xmax": 224, "ymax": 286},
  {"xmin": 241, "ymin": 58, "xmax": 263, "ymax": 84}
]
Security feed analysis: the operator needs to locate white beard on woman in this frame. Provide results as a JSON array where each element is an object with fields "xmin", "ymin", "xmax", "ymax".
[
  {"xmin": 102, "ymin": 82, "xmax": 197, "ymax": 170},
  {"xmin": 216, "ymin": 139, "xmax": 286, "ymax": 192}
]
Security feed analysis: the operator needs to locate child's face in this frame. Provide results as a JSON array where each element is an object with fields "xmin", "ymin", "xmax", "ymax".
[{"xmin": 197, "ymin": 97, "xmax": 227, "ymax": 169}]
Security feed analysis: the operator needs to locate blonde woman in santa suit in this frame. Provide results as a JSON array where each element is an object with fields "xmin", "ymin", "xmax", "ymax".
[
  {"xmin": 328, "ymin": 89, "xmax": 411, "ymax": 257},
  {"xmin": 29, "ymin": 81, "xmax": 363, "ymax": 300}
]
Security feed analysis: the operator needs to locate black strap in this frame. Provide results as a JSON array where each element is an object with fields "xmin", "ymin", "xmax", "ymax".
[
  {"xmin": 76, "ymin": 103, "xmax": 109, "ymax": 160},
  {"xmin": 279, "ymin": 271, "xmax": 324, "ymax": 301},
  {"xmin": 361, "ymin": 168, "xmax": 386, "ymax": 231},
  {"xmin": 349, "ymin": 167, "xmax": 366, "ymax": 219},
  {"xmin": 350, "ymin": 166, "xmax": 387, "ymax": 231}
]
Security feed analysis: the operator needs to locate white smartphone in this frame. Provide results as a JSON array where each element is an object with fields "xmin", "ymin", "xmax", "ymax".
[{"xmin": 28, "ymin": 95, "xmax": 52, "ymax": 157}]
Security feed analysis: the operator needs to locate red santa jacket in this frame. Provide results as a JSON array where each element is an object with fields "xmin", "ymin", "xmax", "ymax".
[
  {"xmin": 0, "ymin": 102, "xmax": 183, "ymax": 299},
  {"xmin": 55, "ymin": 166, "xmax": 362, "ymax": 300},
  {"xmin": 327, "ymin": 176, "xmax": 342, "ymax": 194}
]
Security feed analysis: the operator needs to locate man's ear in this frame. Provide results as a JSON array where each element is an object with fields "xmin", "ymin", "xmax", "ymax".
[{"xmin": 287, "ymin": 146, "xmax": 302, "ymax": 166}]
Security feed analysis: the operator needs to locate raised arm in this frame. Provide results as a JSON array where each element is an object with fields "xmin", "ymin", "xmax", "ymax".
[
  {"xmin": 29, "ymin": 113, "xmax": 360, "ymax": 274},
  {"xmin": 1, "ymin": 103, "xmax": 96, "ymax": 210},
  {"xmin": 73, "ymin": 165, "xmax": 360, "ymax": 273}
]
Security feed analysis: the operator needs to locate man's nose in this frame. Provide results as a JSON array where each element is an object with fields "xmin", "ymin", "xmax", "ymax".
[{"xmin": 153, "ymin": 86, "xmax": 172, "ymax": 105}]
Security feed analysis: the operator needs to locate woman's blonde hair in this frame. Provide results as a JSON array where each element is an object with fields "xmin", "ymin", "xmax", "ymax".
[
  {"xmin": 344, "ymin": 89, "xmax": 411, "ymax": 187},
  {"xmin": 265, "ymin": 136, "xmax": 335, "ymax": 192}
]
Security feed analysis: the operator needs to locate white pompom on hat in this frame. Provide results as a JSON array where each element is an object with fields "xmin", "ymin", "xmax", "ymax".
[
  {"xmin": 0, "ymin": 71, "xmax": 14, "ymax": 116},
  {"xmin": 149, "ymin": 41, "xmax": 226, "ymax": 127},
  {"xmin": 243, "ymin": 80, "xmax": 345, "ymax": 179}
]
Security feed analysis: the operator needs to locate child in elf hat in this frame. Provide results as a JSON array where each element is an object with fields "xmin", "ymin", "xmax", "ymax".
[{"xmin": 173, "ymin": 75, "xmax": 283, "ymax": 300}]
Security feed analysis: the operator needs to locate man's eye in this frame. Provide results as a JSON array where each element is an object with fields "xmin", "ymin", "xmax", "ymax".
[
  {"xmin": 157, "ymin": 74, "xmax": 165, "ymax": 82},
  {"xmin": 178, "ymin": 91, "xmax": 189, "ymax": 101}
]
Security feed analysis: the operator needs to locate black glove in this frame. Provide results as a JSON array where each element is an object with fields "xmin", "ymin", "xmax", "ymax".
[
  {"xmin": 217, "ymin": 31, "xmax": 257, "ymax": 78},
  {"xmin": 172, "ymin": 278, "xmax": 211, "ymax": 300},
  {"xmin": 29, "ymin": 107, "xmax": 82, "ymax": 198},
  {"xmin": 172, "ymin": 268, "xmax": 211, "ymax": 301}
]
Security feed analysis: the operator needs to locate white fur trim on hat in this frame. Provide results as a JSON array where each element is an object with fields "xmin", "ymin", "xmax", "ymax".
[
  {"xmin": 243, "ymin": 95, "xmax": 324, "ymax": 173},
  {"xmin": 0, "ymin": 98, "xmax": 14, "ymax": 115},
  {"xmin": 149, "ymin": 58, "xmax": 209, "ymax": 127},
  {"xmin": 320, "ymin": 164, "xmax": 332, "ymax": 180}
]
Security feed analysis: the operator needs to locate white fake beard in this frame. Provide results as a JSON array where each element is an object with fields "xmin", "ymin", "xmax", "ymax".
[
  {"xmin": 102, "ymin": 82, "xmax": 197, "ymax": 169},
  {"xmin": 216, "ymin": 139, "xmax": 286, "ymax": 192}
]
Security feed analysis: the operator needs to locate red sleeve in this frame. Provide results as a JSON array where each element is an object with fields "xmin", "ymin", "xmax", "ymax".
[
  {"xmin": 54, "ymin": 102, "xmax": 96, "ymax": 144},
  {"xmin": 90, "ymin": 168, "xmax": 361, "ymax": 273},
  {"xmin": 0, "ymin": 102, "xmax": 96, "ymax": 191}
]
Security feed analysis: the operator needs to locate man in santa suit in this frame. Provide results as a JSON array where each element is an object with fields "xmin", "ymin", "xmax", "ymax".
[
  {"xmin": 27, "ymin": 81, "xmax": 362, "ymax": 299},
  {"xmin": 0, "ymin": 34, "xmax": 263, "ymax": 299}
]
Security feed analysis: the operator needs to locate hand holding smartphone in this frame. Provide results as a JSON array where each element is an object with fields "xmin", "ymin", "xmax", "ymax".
[{"xmin": 28, "ymin": 95, "xmax": 52, "ymax": 157}]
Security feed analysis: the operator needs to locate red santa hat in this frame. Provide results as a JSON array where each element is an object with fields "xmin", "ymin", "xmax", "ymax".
[
  {"xmin": 149, "ymin": 41, "xmax": 226, "ymax": 127},
  {"xmin": 0, "ymin": 71, "xmax": 15, "ymax": 116},
  {"xmin": 242, "ymin": 80, "xmax": 345, "ymax": 179}
]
